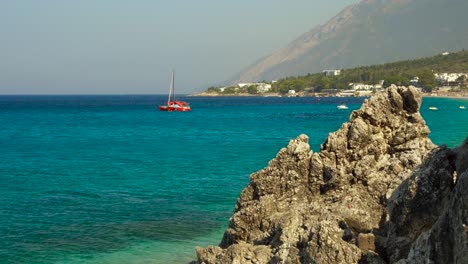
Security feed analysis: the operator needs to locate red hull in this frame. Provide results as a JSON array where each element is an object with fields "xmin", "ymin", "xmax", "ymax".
[
  {"xmin": 159, "ymin": 101, "xmax": 191, "ymax": 112},
  {"xmin": 159, "ymin": 71, "xmax": 191, "ymax": 112},
  {"xmin": 159, "ymin": 105, "xmax": 191, "ymax": 112}
]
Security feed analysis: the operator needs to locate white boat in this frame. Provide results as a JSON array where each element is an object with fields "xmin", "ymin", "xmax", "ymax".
[
  {"xmin": 460, "ymin": 106, "xmax": 465, "ymax": 109},
  {"xmin": 337, "ymin": 104, "xmax": 348, "ymax": 110},
  {"xmin": 429, "ymin": 106, "xmax": 438, "ymax": 111}
]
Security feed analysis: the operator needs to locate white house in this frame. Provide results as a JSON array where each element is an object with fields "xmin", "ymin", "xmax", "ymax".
[
  {"xmin": 435, "ymin": 73, "xmax": 467, "ymax": 83},
  {"xmin": 410, "ymin": 76, "xmax": 419, "ymax": 85},
  {"xmin": 323, "ymin": 70, "xmax": 341, "ymax": 77},
  {"xmin": 237, "ymin": 82, "xmax": 272, "ymax": 93},
  {"xmin": 256, "ymin": 83, "xmax": 272, "ymax": 93}
]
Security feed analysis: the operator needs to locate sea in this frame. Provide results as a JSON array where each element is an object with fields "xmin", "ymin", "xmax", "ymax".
[{"xmin": 1, "ymin": 95, "xmax": 467, "ymax": 264}]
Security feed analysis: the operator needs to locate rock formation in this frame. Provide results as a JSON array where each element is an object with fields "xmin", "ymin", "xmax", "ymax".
[
  {"xmin": 195, "ymin": 86, "xmax": 468, "ymax": 263},
  {"xmin": 384, "ymin": 138, "xmax": 468, "ymax": 264}
]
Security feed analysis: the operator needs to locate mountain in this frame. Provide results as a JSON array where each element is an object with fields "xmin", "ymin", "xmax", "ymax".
[{"xmin": 229, "ymin": 0, "xmax": 468, "ymax": 84}]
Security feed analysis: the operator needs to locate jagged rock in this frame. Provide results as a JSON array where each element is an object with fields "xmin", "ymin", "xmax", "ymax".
[
  {"xmin": 357, "ymin": 233, "xmax": 375, "ymax": 252},
  {"xmin": 195, "ymin": 87, "xmax": 468, "ymax": 263},
  {"xmin": 384, "ymin": 146, "xmax": 456, "ymax": 262},
  {"xmin": 386, "ymin": 137, "xmax": 468, "ymax": 263},
  {"xmin": 196, "ymin": 243, "xmax": 272, "ymax": 264}
]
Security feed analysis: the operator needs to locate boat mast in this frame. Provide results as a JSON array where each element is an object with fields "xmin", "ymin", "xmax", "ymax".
[{"xmin": 167, "ymin": 70, "xmax": 174, "ymax": 104}]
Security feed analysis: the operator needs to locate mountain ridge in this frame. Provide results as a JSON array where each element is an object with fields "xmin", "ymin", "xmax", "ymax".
[{"xmin": 228, "ymin": 0, "xmax": 468, "ymax": 84}]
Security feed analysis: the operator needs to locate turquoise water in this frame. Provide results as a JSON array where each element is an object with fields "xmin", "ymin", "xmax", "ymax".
[{"xmin": 0, "ymin": 95, "xmax": 466, "ymax": 263}]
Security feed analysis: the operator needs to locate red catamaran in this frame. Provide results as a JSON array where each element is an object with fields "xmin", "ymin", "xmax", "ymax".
[{"xmin": 159, "ymin": 71, "xmax": 191, "ymax": 112}]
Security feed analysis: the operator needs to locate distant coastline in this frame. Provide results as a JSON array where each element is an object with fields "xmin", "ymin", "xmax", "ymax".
[
  {"xmin": 192, "ymin": 91, "xmax": 468, "ymax": 99},
  {"xmin": 421, "ymin": 92, "xmax": 468, "ymax": 99},
  {"xmin": 197, "ymin": 50, "xmax": 468, "ymax": 100}
]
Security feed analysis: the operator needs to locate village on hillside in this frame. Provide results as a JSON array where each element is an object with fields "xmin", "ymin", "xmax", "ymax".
[
  {"xmin": 198, "ymin": 51, "xmax": 468, "ymax": 98},
  {"xmin": 200, "ymin": 70, "xmax": 468, "ymax": 98}
]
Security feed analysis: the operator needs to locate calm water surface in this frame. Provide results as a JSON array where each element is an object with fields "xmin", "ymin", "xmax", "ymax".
[{"xmin": 0, "ymin": 95, "xmax": 466, "ymax": 263}]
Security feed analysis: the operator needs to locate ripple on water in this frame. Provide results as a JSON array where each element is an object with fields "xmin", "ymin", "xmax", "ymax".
[{"xmin": 0, "ymin": 95, "xmax": 466, "ymax": 263}]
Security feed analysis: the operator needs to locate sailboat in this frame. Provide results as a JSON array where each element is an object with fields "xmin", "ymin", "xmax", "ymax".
[{"xmin": 159, "ymin": 71, "xmax": 191, "ymax": 112}]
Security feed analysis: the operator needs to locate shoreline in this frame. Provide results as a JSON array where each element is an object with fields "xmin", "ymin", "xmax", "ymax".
[
  {"xmin": 422, "ymin": 94, "xmax": 468, "ymax": 99},
  {"xmin": 192, "ymin": 92, "xmax": 468, "ymax": 99}
]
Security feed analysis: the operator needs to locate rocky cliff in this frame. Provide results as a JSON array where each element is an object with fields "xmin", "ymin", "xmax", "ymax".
[{"xmin": 195, "ymin": 86, "xmax": 468, "ymax": 263}]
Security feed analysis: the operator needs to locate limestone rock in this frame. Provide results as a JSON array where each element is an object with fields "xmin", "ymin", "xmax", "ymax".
[
  {"xmin": 196, "ymin": 243, "xmax": 272, "ymax": 264},
  {"xmin": 385, "ymin": 137, "xmax": 468, "ymax": 263},
  {"xmin": 194, "ymin": 87, "xmax": 468, "ymax": 263}
]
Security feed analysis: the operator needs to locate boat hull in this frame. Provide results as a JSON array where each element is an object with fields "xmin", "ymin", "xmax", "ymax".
[
  {"xmin": 159, "ymin": 105, "xmax": 191, "ymax": 112},
  {"xmin": 337, "ymin": 105, "xmax": 348, "ymax": 110},
  {"xmin": 159, "ymin": 71, "xmax": 191, "ymax": 112}
]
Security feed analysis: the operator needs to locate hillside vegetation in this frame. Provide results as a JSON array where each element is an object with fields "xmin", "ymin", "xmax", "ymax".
[
  {"xmin": 270, "ymin": 50, "xmax": 468, "ymax": 94},
  {"xmin": 206, "ymin": 50, "xmax": 468, "ymax": 95}
]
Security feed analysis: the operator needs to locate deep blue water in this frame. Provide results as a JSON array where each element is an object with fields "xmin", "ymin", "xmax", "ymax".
[{"xmin": 0, "ymin": 95, "xmax": 466, "ymax": 263}]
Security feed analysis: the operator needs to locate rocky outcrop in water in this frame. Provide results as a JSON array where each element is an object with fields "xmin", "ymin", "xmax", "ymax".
[{"xmin": 195, "ymin": 86, "xmax": 468, "ymax": 263}]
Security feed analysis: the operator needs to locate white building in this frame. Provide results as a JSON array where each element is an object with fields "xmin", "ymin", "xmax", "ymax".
[
  {"xmin": 237, "ymin": 82, "xmax": 272, "ymax": 93},
  {"xmin": 410, "ymin": 76, "xmax": 419, "ymax": 85},
  {"xmin": 338, "ymin": 90, "xmax": 355, "ymax": 97},
  {"xmin": 435, "ymin": 73, "xmax": 467, "ymax": 83},
  {"xmin": 323, "ymin": 70, "xmax": 341, "ymax": 77},
  {"xmin": 256, "ymin": 83, "xmax": 272, "ymax": 93},
  {"xmin": 349, "ymin": 83, "xmax": 382, "ymax": 91},
  {"xmin": 238, "ymin": 83, "xmax": 256, "ymax": 88}
]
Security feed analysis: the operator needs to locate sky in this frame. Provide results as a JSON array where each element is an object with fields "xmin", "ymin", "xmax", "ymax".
[{"xmin": 1, "ymin": 0, "xmax": 359, "ymax": 94}]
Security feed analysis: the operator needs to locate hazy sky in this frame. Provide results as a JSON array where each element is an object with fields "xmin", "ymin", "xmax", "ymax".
[{"xmin": 1, "ymin": 0, "xmax": 358, "ymax": 94}]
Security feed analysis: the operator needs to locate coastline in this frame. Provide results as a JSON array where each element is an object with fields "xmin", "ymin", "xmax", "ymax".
[
  {"xmin": 422, "ymin": 93, "xmax": 468, "ymax": 99},
  {"xmin": 192, "ymin": 91, "xmax": 468, "ymax": 99},
  {"xmin": 189, "ymin": 92, "xmax": 261, "ymax": 97}
]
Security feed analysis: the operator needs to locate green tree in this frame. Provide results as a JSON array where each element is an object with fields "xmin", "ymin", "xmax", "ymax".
[
  {"xmin": 418, "ymin": 70, "xmax": 437, "ymax": 90},
  {"xmin": 223, "ymin": 86, "xmax": 237, "ymax": 94},
  {"xmin": 384, "ymin": 75, "xmax": 409, "ymax": 87},
  {"xmin": 360, "ymin": 71, "xmax": 371, "ymax": 82},
  {"xmin": 247, "ymin": 85, "xmax": 258, "ymax": 94},
  {"xmin": 206, "ymin": 86, "xmax": 220, "ymax": 93},
  {"xmin": 316, "ymin": 76, "xmax": 331, "ymax": 90},
  {"xmin": 456, "ymin": 75, "xmax": 466, "ymax": 87}
]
